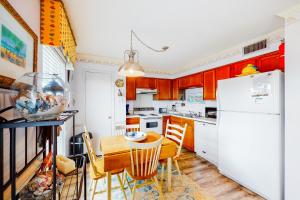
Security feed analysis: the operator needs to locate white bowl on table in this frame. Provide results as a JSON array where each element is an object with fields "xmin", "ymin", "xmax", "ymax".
[{"xmin": 124, "ymin": 131, "xmax": 147, "ymax": 142}]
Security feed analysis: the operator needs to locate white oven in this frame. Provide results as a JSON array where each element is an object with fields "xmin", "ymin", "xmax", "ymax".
[{"xmin": 140, "ymin": 117, "xmax": 162, "ymax": 134}]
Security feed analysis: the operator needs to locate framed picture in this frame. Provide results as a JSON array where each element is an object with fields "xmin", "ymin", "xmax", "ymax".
[{"xmin": 0, "ymin": 0, "xmax": 38, "ymax": 89}]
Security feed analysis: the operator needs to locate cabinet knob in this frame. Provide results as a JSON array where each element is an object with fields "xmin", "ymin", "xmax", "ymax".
[{"xmin": 202, "ymin": 150, "xmax": 206, "ymax": 154}]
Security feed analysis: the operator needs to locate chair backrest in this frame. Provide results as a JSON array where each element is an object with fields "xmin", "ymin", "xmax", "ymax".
[
  {"xmin": 128, "ymin": 137, "xmax": 163, "ymax": 178},
  {"xmin": 126, "ymin": 124, "xmax": 140, "ymax": 132},
  {"xmin": 115, "ymin": 123, "xmax": 126, "ymax": 136},
  {"xmin": 82, "ymin": 126, "xmax": 98, "ymax": 175},
  {"xmin": 165, "ymin": 120, "xmax": 187, "ymax": 157}
]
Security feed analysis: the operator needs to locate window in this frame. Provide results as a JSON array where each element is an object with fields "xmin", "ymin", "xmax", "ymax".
[
  {"xmin": 42, "ymin": 45, "xmax": 66, "ymax": 82},
  {"xmin": 42, "ymin": 45, "xmax": 68, "ymax": 155}
]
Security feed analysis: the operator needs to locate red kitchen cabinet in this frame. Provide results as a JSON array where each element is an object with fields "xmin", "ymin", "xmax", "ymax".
[
  {"xmin": 215, "ymin": 65, "xmax": 231, "ymax": 87},
  {"xmin": 126, "ymin": 77, "xmax": 136, "ymax": 100},
  {"xmin": 156, "ymin": 79, "xmax": 172, "ymax": 100},
  {"xmin": 231, "ymin": 58, "xmax": 257, "ymax": 77},
  {"xmin": 172, "ymin": 79, "xmax": 180, "ymax": 100},
  {"xmin": 178, "ymin": 76, "xmax": 190, "ymax": 89},
  {"xmin": 135, "ymin": 77, "xmax": 157, "ymax": 89},
  {"xmin": 257, "ymin": 51, "xmax": 281, "ymax": 73},
  {"xmin": 190, "ymin": 72, "xmax": 203, "ymax": 87},
  {"xmin": 203, "ymin": 70, "xmax": 216, "ymax": 100}
]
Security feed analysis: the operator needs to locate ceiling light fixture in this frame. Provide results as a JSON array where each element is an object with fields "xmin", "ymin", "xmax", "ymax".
[{"xmin": 118, "ymin": 30, "xmax": 169, "ymax": 77}]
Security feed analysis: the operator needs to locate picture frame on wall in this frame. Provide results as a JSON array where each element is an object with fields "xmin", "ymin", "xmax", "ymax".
[{"xmin": 0, "ymin": 0, "xmax": 38, "ymax": 89}]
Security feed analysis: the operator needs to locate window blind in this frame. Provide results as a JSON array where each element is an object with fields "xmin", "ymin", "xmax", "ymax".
[{"xmin": 42, "ymin": 45, "xmax": 66, "ymax": 82}]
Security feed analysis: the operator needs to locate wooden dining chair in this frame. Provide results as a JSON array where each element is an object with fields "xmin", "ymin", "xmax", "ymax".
[
  {"xmin": 126, "ymin": 137, "xmax": 164, "ymax": 200},
  {"xmin": 160, "ymin": 120, "xmax": 187, "ymax": 184},
  {"xmin": 82, "ymin": 127, "xmax": 127, "ymax": 200},
  {"xmin": 126, "ymin": 124, "xmax": 140, "ymax": 132},
  {"xmin": 115, "ymin": 123, "xmax": 126, "ymax": 136}
]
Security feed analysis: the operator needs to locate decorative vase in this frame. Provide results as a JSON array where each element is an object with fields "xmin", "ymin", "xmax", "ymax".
[{"xmin": 11, "ymin": 72, "xmax": 69, "ymax": 121}]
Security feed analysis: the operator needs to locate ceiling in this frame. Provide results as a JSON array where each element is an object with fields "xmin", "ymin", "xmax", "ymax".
[{"xmin": 63, "ymin": 0, "xmax": 298, "ymax": 74}]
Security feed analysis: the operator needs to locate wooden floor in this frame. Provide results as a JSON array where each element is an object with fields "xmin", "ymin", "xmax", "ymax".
[{"xmin": 178, "ymin": 149, "xmax": 265, "ymax": 200}]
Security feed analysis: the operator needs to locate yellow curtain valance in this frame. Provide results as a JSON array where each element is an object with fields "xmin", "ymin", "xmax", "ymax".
[{"xmin": 41, "ymin": 0, "xmax": 77, "ymax": 64}]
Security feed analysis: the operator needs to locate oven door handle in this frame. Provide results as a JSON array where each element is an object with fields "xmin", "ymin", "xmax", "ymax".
[{"xmin": 142, "ymin": 117, "xmax": 162, "ymax": 120}]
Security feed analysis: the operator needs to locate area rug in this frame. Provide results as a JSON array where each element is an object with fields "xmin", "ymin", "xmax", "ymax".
[{"xmin": 87, "ymin": 170, "xmax": 215, "ymax": 200}]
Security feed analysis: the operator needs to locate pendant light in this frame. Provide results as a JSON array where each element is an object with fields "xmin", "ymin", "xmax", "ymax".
[{"xmin": 118, "ymin": 30, "xmax": 169, "ymax": 77}]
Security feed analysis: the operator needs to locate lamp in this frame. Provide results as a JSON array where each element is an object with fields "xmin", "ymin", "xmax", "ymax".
[{"xmin": 118, "ymin": 30, "xmax": 168, "ymax": 77}]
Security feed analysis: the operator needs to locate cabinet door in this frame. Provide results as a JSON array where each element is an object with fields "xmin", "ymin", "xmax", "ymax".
[
  {"xmin": 190, "ymin": 72, "xmax": 203, "ymax": 87},
  {"xmin": 162, "ymin": 116, "xmax": 170, "ymax": 135},
  {"xmin": 257, "ymin": 51, "xmax": 280, "ymax": 72},
  {"xmin": 170, "ymin": 116, "xmax": 182, "ymax": 126},
  {"xmin": 182, "ymin": 118, "xmax": 194, "ymax": 152},
  {"xmin": 126, "ymin": 117, "xmax": 140, "ymax": 125},
  {"xmin": 215, "ymin": 65, "xmax": 231, "ymax": 87},
  {"xmin": 148, "ymin": 78, "xmax": 157, "ymax": 89},
  {"xmin": 203, "ymin": 70, "xmax": 216, "ymax": 100},
  {"xmin": 172, "ymin": 79, "xmax": 179, "ymax": 100},
  {"xmin": 178, "ymin": 76, "xmax": 190, "ymax": 89},
  {"xmin": 157, "ymin": 79, "xmax": 172, "ymax": 100},
  {"xmin": 231, "ymin": 58, "xmax": 257, "ymax": 77},
  {"xmin": 126, "ymin": 77, "xmax": 136, "ymax": 100}
]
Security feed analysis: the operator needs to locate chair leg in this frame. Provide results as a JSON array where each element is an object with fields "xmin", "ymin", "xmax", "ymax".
[
  {"xmin": 131, "ymin": 180, "xmax": 137, "ymax": 200},
  {"xmin": 160, "ymin": 163, "xmax": 165, "ymax": 186},
  {"xmin": 117, "ymin": 174, "xmax": 127, "ymax": 200},
  {"xmin": 125, "ymin": 173, "xmax": 132, "ymax": 192},
  {"xmin": 174, "ymin": 160, "xmax": 181, "ymax": 176},
  {"xmin": 154, "ymin": 176, "xmax": 164, "ymax": 200},
  {"xmin": 89, "ymin": 179, "xmax": 94, "ymax": 191},
  {"xmin": 92, "ymin": 179, "xmax": 98, "ymax": 200}
]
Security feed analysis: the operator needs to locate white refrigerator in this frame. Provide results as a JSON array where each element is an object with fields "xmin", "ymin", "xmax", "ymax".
[{"xmin": 217, "ymin": 70, "xmax": 284, "ymax": 200}]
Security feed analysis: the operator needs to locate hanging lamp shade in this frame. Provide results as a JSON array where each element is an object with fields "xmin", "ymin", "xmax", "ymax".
[
  {"xmin": 118, "ymin": 62, "xmax": 145, "ymax": 77},
  {"xmin": 118, "ymin": 50, "xmax": 145, "ymax": 77}
]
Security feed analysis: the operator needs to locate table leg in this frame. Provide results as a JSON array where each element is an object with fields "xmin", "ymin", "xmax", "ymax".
[
  {"xmin": 106, "ymin": 172, "xmax": 111, "ymax": 200},
  {"xmin": 167, "ymin": 157, "xmax": 172, "ymax": 192}
]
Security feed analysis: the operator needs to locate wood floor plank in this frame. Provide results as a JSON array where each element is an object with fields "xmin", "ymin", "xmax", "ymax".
[{"xmin": 178, "ymin": 149, "xmax": 265, "ymax": 200}]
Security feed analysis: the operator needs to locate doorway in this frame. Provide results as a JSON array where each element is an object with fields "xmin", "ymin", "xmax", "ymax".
[{"xmin": 85, "ymin": 71, "xmax": 113, "ymax": 154}]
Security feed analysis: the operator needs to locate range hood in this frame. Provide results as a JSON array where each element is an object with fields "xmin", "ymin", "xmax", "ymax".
[{"xmin": 136, "ymin": 88, "xmax": 157, "ymax": 95}]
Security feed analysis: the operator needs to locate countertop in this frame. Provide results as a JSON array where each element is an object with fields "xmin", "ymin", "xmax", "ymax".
[{"xmin": 126, "ymin": 113, "xmax": 217, "ymax": 124}]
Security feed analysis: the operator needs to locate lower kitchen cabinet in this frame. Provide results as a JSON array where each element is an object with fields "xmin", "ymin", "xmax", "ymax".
[
  {"xmin": 126, "ymin": 117, "xmax": 140, "ymax": 125},
  {"xmin": 169, "ymin": 116, "xmax": 194, "ymax": 152},
  {"xmin": 181, "ymin": 118, "xmax": 194, "ymax": 152},
  {"xmin": 162, "ymin": 116, "xmax": 170, "ymax": 135},
  {"xmin": 194, "ymin": 121, "xmax": 218, "ymax": 165}
]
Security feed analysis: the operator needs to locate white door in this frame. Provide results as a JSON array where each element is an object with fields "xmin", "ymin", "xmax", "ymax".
[{"xmin": 85, "ymin": 71, "xmax": 112, "ymax": 154}]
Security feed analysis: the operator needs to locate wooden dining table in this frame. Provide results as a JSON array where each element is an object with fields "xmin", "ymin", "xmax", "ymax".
[{"xmin": 99, "ymin": 131, "xmax": 177, "ymax": 200}]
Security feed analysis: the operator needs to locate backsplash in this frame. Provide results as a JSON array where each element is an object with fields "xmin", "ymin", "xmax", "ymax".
[{"xmin": 127, "ymin": 88, "xmax": 217, "ymax": 116}]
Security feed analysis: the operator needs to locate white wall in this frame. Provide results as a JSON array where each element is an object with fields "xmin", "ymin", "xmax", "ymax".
[{"xmin": 285, "ymin": 19, "xmax": 300, "ymax": 200}]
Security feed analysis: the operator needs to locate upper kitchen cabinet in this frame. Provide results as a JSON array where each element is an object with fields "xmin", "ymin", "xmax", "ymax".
[
  {"xmin": 156, "ymin": 79, "xmax": 172, "ymax": 100},
  {"xmin": 203, "ymin": 70, "xmax": 216, "ymax": 100},
  {"xmin": 126, "ymin": 77, "xmax": 136, "ymax": 100},
  {"xmin": 231, "ymin": 58, "xmax": 257, "ymax": 77},
  {"xmin": 215, "ymin": 65, "xmax": 231, "ymax": 87},
  {"xmin": 189, "ymin": 72, "xmax": 203, "ymax": 87},
  {"xmin": 172, "ymin": 79, "xmax": 180, "ymax": 100},
  {"xmin": 257, "ymin": 51, "xmax": 281, "ymax": 73},
  {"xmin": 178, "ymin": 76, "xmax": 190, "ymax": 89},
  {"xmin": 135, "ymin": 77, "xmax": 157, "ymax": 89},
  {"xmin": 178, "ymin": 73, "xmax": 203, "ymax": 89}
]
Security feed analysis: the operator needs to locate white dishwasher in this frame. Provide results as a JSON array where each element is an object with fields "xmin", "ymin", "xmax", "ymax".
[{"xmin": 194, "ymin": 121, "xmax": 218, "ymax": 165}]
